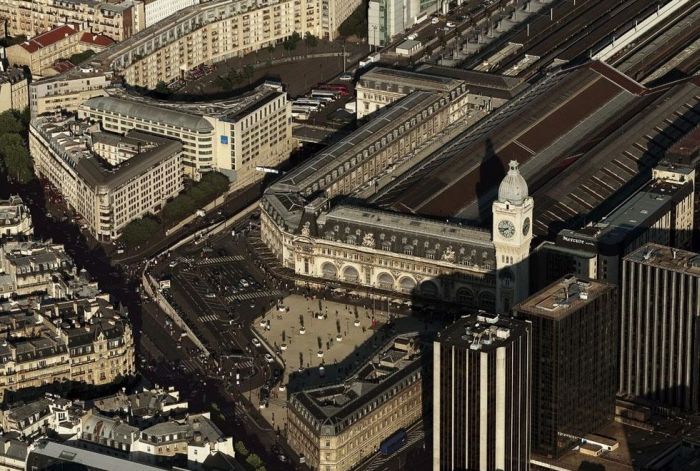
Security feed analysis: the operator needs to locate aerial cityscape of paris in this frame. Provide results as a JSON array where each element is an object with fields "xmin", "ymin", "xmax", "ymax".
[{"xmin": 0, "ymin": 0, "xmax": 699, "ymax": 470}]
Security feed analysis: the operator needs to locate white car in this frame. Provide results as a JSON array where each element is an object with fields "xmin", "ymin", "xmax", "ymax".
[
  {"xmin": 252, "ymin": 338, "xmax": 261, "ymax": 348},
  {"xmin": 264, "ymin": 353, "xmax": 274, "ymax": 363},
  {"xmin": 431, "ymin": 17, "xmax": 439, "ymax": 24},
  {"xmin": 407, "ymin": 33, "xmax": 418, "ymax": 40},
  {"xmin": 339, "ymin": 73, "xmax": 353, "ymax": 81},
  {"xmin": 446, "ymin": 21, "xmax": 456, "ymax": 28}
]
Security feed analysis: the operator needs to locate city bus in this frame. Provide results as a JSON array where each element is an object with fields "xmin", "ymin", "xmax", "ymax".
[
  {"xmin": 291, "ymin": 100, "xmax": 321, "ymax": 112},
  {"xmin": 311, "ymin": 89, "xmax": 338, "ymax": 101},
  {"xmin": 379, "ymin": 428, "xmax": 407, "ymax": 455},
  {"xmin": 320, "ymin": 84, "xmax": 350, "ymax": 96}
]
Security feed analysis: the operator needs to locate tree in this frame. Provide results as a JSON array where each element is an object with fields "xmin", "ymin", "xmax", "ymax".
[
  {"xmin": 304, "ymin": 32, "xmax": 318, "ymax": 48},
  {"xmin": 69, "ymin": 48, "xmax": 95, "ymax": 65},
  {"xmin": 243, "ymin": 64, "xmax": 255, "ymax": 84},
  {"xmin": 0, "ymin": 111, "xmax": 25, "ymax": 135},
  {"xmin": 234, "ymin": 440, "xmax": 249, "ymax": 457},
  {"xmin": 0, "ymin": 133, "xmax": 32, "ymax": 183},
  {"xmin": 155, "ymin": 81, "xmax": 170, "ymax": 95},
  {"xmin": 283, "ymin": 31, "xmax": 301, "ymax": 52},
  {"xmin": 246, "ymin": 454, "xmax": 263, "ymax": 469},
  {"xmin": 120, "ymin": 216, "xmax": 160, "ymax": 247}
]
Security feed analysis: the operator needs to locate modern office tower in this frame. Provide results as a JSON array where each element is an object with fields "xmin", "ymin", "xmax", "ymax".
[
  {"xmin": 433, "ymin": 313, "xmax": 531, "ymax": 471},
  {"xmin": 531, "ymin": 164, "xmax": 695, "ymax": 291},
  {"xmin": 514, "ymin": 276, "xmax": 618, "ymax": 458},
  {"xmin": 619, "ymin": 243, "xmax": 700, "ymax": 410}
]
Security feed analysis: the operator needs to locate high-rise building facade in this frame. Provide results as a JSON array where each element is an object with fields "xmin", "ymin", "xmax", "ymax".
[
  {"xmin": 433, "ymin": 313, "xmax": 531, "ymax": 471},
  {"xmin": 619, "ymin": 243, "xmax": 700, "ymax": 410},
  {"xmin": 368, "ymin": 0, "xmax": 439, "ymax": 47},
  {"xmin": 514, "ymin": 276, "xmax": 618, "ymax": 458}
]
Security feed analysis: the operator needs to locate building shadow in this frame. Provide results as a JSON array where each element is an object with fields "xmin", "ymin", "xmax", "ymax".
[{"xmin": 474, "ymin": 138, "xmax": 506, "ymax": 224}]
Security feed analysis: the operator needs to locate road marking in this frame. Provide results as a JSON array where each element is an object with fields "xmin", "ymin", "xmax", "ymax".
[
  {"xmin": 197, "ymin": 255, "xmax": 245, "ymax": 265},
  {"xmin": 225, "ymin": 290, "xmax": 285, "ymax": 302},
  {"xmin": 200, "ymin": 314, "xmax": 220, "ymax": 322}
]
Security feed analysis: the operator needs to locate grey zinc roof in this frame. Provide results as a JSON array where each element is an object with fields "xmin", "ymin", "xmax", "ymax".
[{"xmin": 82, "ymin": 96, "xmax": 214, "ymax": 132}]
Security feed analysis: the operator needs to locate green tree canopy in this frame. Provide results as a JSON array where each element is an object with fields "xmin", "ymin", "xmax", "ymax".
[
  {"xmin": 120, "ymin": 216, "xmax": 160, "ymax": 247},
  {"xmin": 0, "ymin": 127, "xmax": 33, "ymax": 184},
  {"xmin": 69, "ymin": 49, "xmax": 95, "ymax": 65},
  {"xmin": 304, "ymin": 32, "xmax": 319, "ymax": 48}
]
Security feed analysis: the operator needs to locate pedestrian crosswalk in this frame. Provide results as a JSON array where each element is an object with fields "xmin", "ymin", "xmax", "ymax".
[
  {"xmin": 199, "ymin": 313, "xmax": 220, "ymax": 322},
  {"xmin": 226, "ymin": 289, "xmax": 285, "ymax": 302},
  {"xmin": 197, "ymin": 255, "xmax": 245, "ymax": 266}
]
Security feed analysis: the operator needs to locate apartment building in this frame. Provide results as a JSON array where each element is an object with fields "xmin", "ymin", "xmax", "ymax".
[
  {"xmin": 0, "ymin": 240, "xmax": 74, "ymax": 297},
  {"xmin": 0, "ymin": 196, "xmax": 33, "ymax": 239},
  {"xmin": 79, "ymin": 85, "xmax": 292, "ymax": 184},
  {"xmin": 287, "ymin": 335, "xmax": 423, "ymax": 471},
  {"xmin": 30, "ymin": 116, "xmax": 183, "ymax": 241},
  {"xmin": 6, "ymin": 25, "xmax": 114, "ymax": 78},
  {"xmin": 0, "ymin": 68, "xmax": 28, "ymax": 114},
  {"xmin": 0, "ymin": 296, "xmax": 135, "ymax": 403},
  {"xmin": 30, "ymin": 71, "xmax": 109, "ymax": 116},
  {"xmin": 133, "ymin": 0, "xmax": 200, "ymax": 29},
  {"xmin": 87, "ymin": 0, "xmax": 357, "ymax": 89},
  {"xmin": 0, "ymin": 0, "xmax": 137, "ymax": 41}
]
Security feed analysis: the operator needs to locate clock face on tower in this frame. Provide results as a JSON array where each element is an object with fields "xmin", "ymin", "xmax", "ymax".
[
  {"xmin": 498, "ymin": 220, "xmax": 515, "ymax": 239},
  {"xmin": 522, "ymin": 217, "xmax": 531, "ymax": 236}
]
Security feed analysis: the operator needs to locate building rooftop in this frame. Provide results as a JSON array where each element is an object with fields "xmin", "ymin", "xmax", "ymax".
[
  {"xmin": 26, "ymin": 440, "xmax": 169, "ymax": 471},
  {"xmin": 515, "ymin": 276, "xmax": 613, "ymax": 319},
  {"xmin": 666, "ymin": 124, "xmax": 700, "ymax": 162},
  {"xmin": 274, "ymin": 90, "xmax": 443, "ymax": 194},
  {"xmin": 82, "ymin": 96, "xmax": 213, "ymax": 132},
  {"xmin": 0, "ymin": 67, "xmax": 26, "ymax": 85},
  {"xmin": 625, "ymin": 243, "xmax": 700, "ymax": 275},
  {"xmin": 437, "ymin": 313, "xmax": 529, "ymax": 351},
  {"xmin": 559, "ymin": 172, "xmax": 693, "ymax": 249},
  {"xmin": 371, "ymin": 61, "xmax": 643, "ymax": 220},
  {"xmin": 358, "ymin": 67, "xmax": 463, "ymax": 92},
  {"xmin": 0, "ymin": 195, "xmax": 30, "ymax": 227},
  {"xmin": 289, "ymin": 334, "xmax": 422, "ymax": 435},
  {"xmin": 30, "ymin": 115, "xmax": 182, "ymax": 191},
  {"xmin": 18, "ymin": 25, "xmax": 77, "ymax": 53},
  {"xmin": 416, "ymin": 64, "xmax": 527, "ymax": 99}
]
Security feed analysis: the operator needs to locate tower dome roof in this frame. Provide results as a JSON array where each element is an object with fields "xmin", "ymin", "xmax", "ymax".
[{"xmin": 498, "ymin": 161, "xmax": 528, "ymax": 205}]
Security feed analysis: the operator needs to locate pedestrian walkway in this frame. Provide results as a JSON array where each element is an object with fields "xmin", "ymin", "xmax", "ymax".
[
  {"xmin": 197, "ymin": 255, "xmax": 245, "ymax": 265},
  {"xmin": 199, "ymin": 313, "xmax": 220, "ymax": 323},
  {"xmin": 226, "ymin": 289, "xmax": 285, "ymax": 302}
]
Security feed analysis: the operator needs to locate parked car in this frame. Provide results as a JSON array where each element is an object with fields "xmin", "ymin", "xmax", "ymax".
[
  {"xmin": 264, "ymin": 353, "xmax": 274, "ymax": 363},
  {"xmin": 252, "ymin": 338, "xmax": 261, "ymax": 348}
]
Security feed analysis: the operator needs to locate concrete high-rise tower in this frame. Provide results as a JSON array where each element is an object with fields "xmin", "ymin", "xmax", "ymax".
[{"xmin": 433, "ymin": 313, "xmax": 531, "ymax": 471}]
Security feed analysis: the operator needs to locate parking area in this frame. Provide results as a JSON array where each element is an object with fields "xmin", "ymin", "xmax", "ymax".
[
  {"xmin": 149, "ymin": 235, "xmax": 289, "ymax": 392},
  {"xmin": 175, "ymin": 39, "xmax": 369, "ymax": 98}
]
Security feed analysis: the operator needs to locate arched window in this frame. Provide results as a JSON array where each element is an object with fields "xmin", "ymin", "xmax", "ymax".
[
  {"xmin": 321, "ymin": 263, "xmax": 337, "ymax": 279},
  {"xmin": 377, "ymin": 272, "xmax": 394, "ymax": 290},
  {"xmin": 343, "ymin": 266, "xmax": 360, "ymax": 283}
]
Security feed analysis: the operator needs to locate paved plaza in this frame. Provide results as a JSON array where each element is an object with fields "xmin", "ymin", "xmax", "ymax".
[{"xmin": 252, "ymin": 294, "xmax": 434, "ymax": 431}]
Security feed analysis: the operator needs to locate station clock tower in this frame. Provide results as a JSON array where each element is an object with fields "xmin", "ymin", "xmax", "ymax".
[{"xmin": 492, "ymin": 160, "xmax": 533, "ymax": 313}]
